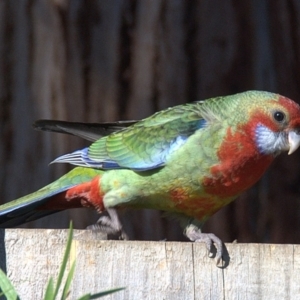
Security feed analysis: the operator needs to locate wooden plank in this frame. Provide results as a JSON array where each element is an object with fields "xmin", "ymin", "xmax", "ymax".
[{"xmin": 1, "ymin": 229, "xmax": 300, "ymax": 299}]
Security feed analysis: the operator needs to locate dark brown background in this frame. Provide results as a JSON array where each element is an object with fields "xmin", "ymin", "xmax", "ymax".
[{"xmin": 1, "ymin": 0, "xmax": 300, "ymax": 244}]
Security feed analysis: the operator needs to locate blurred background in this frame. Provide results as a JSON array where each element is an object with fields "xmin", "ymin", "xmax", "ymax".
[{"xmin": 1, "ymin": 0, "xmax": 300, "ymax": 244}]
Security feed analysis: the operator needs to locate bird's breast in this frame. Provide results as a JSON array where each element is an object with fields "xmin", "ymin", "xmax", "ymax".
[{"xmin": 201, "ymin": 126, "xmax": 274, "ymax": 197}]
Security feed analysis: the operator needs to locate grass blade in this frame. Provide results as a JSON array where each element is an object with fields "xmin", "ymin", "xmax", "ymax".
[
  {"xmin": 89, "ymin": 287, "xmax": 125, "ymax": 298},
  {"xmin": 76, "ymin": 287, "xmax": 125, "ymax": 300},
  {"xmin": 53, "ymin": 221, "xmax": 74, "ymax": 298},
  {"xmin": 0, "ymin": 268, "xmax": 19, "ymax": 300},
  {"xmin": 60, "ymin": 260, "xmax": 76, "ymax": 300},
  {"xmin": 44, "ymin": 277, "xmax": 55, "ymax": 300}
]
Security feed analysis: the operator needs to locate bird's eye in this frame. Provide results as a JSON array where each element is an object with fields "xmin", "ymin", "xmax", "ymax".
[{"xmin": 273, "ymin": 111, "xmax": 286, "ymax": 123}]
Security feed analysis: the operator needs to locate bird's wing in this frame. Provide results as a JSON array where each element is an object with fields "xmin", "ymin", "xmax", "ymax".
[{"xmin": 52, "ymin": 102, "xmax": 209, "ymax": 171}]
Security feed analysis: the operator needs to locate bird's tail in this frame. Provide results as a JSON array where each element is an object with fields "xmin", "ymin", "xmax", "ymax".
[{"xmin": 0, "ymin": 167, "xmax": 104, "ymax": 228}]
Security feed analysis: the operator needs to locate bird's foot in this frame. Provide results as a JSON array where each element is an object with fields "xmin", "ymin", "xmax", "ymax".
[
  {"xmin": 87, "ymin": 208, "xmax": 128, "ymax": 240},
  {"xmin": 185, "ymin": 224, "xmax": 223, "ymax": 266}
]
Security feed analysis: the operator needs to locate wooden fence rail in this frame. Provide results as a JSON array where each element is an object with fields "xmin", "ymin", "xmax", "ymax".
[{"xmin": 0, "ymin": 229, "xmax": 299, "ymax": 299}]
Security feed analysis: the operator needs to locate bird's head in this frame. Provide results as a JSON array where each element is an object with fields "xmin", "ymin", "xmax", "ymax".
[{"xmin": 245, "ymin": 92, "xmax": 300, "ymax": 156}]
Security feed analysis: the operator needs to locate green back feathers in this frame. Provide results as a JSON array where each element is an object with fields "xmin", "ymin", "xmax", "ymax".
[{"xmin": 88, "ymin": 104, "xmax": 207, "ymax": 170}]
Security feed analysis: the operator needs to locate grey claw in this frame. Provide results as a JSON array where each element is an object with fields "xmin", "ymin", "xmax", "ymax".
[
  {"xmin": 87, "ymin": 208, "xmax": 128, "ymax": 240},
  {"xmin": 185, "ymin": 224, "xmax": 223, "ymax": 265}
]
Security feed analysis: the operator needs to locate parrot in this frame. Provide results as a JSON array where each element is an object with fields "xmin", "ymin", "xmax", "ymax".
[{"xmin": 1, "ymin": 90, "xmax": 300, "ymax": 264}]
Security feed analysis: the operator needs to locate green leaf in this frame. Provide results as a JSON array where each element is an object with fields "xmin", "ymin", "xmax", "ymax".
[
  {"xmin": 76, "ymin": 287, "xmax": 125, "ymax": 300},
  {"xmin": 89, "ymin": 287, "xmax": 125, "ymax": 299},
  {"xmin": 44, "ymin": 277, "xmax": 55, "ymax": 300},
  {"xmin": 0, "ymin": 268, "xmax": 19, "ymax": 300},
  {"xmin": 76, "ymin": 294, "xmax": 90, "ymax": 300},
  {"xmin": 52, "ymin": 221, "xmax": 74, "ymax": 299},
  {"xmin": 60, "ymin": 260, "xmax": 76, "ymax": 300}
]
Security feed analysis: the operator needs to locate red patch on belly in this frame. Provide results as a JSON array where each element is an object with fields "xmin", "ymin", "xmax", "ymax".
[{"xmin": 170, "ymin": 188, "xmax": 225, "ymax": 220}]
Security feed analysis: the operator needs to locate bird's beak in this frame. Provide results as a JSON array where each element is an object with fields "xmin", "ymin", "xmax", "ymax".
[{"xmin": 288, "ymin": 130, "xmax": 300, "ymax": 155}]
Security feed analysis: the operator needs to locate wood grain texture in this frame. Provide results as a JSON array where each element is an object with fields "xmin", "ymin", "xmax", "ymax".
[{"xmin": 1, "ymin": 229, "xmax": 300, "ymax": 300}]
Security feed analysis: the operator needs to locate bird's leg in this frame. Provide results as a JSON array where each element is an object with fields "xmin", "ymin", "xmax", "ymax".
[
  {"xmin": 184, "ymin": 223, "xmax": 223, "ymax": 265},
  {"xmin": 87, "ymin": 208, "xmax": 128, "ymax": 240}
]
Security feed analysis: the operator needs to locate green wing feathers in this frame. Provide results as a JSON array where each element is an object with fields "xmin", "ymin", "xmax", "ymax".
[{"xmin": 87, "ymin": 104, "xmax": 207, "ymax": 169}]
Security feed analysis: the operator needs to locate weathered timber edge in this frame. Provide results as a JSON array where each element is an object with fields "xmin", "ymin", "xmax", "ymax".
[{"xmin": 1, "ymin": 229, "xmax": 299, "ymax": 300}]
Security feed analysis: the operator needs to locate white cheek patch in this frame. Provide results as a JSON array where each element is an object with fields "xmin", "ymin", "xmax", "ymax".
[{"xmin": 255, "ymin": 124, "xmax": 288, "ymax": 155}]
